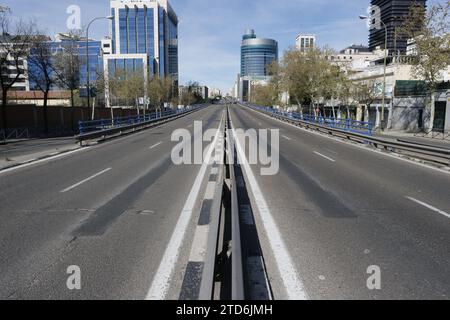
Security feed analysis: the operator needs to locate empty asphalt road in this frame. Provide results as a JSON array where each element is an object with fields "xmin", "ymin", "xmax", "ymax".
[
  {"xmin": 1, "ymin": 103, "xmax": 450, "ymax": 300},
  {"xmin": 0, "ymin": 105, "xmax": 225, "ymax": 299},
  {"xmin": 228, "ymin": 105, "xmax": 450, "ymax": 300}
]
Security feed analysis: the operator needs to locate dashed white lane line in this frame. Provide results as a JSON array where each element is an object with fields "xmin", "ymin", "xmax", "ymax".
[
  {"xmin": 60, "ymin": 168, "xmax": 112, "ymax": 193},
  {"xmin": 406, "ymin": 197, "xmax": 450, "ymax": 219},
  {"xmin": 146, "ymin": 111, "xmax": 223, "ymax": 300},
  {"xmin": 204, "ymin": 181, "xmax": 216, "ymax": 200},
  {"xmin": 188, "ymin": 225, "xmax": 209, "ymax": 263},
  {"xmin": 230, "ymin": 115, "xmax": 308, "ymax": 300},
  {"xmin": 282, "ymin": 135, "xmax": 292, "ymax": 141},
  {"xmin": 242, "ymin": 105, "xmax": 450, "ymax": 176},
  {"xmin": 149, "ymin": 142, "xmax": 163, "ymax": 149},
  {"xmin": 313, "ymin": 151, "xmax": 335, "ymax": 162}
]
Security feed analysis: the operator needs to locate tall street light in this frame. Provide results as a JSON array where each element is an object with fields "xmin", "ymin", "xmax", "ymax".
[
  {"xmin": 86, "ymin": 15, "xmax": 113, "ymax": 117},
  {"xmin": 360, "ymin": 15, "xmax": 388, "ymax": 131}
]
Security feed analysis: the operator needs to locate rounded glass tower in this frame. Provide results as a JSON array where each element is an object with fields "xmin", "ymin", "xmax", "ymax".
[{"xmin": 240, "ymin": 30, "xmax": 278, "ymax": 79}]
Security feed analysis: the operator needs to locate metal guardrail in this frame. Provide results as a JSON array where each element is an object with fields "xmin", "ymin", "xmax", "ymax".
[
  {"xmin": 197, "ymin": 108, "xmax": 245, "ymax": 300},
  {"xmin": 199, "ymin": 115, "xmax": 226, "ymax": 300},
  {"xmin": 1, "ymin": 128, "xmax": 30, "ymax": 144},
  {"xmin": 247, "ymin": 104, "xmax": 374, "ymax": 135},
  {"xmin": 228, "ymin": 110, "xmax": 245, "ymax": 300},
  {"xmin": 75, "ymin": 105, "xmax": 206, "ymax": 146},
  {"xmin": 242, "ymin": 103, "xmax": 450, "ymax": 167},
  {"xmin": 78, "ymin": 109, "xmax": 174, "ymax": 134}
]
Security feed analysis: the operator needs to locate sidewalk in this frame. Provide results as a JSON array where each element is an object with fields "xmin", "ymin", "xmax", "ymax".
[
  {"xmin": 375, "ymin": 131, "xmax": 450, "ymax": 150},
  {"xmin": 0, "ymin": 137, "xmax": 81, "ymax": 171}
]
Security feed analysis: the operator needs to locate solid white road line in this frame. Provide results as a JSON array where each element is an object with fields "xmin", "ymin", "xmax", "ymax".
[
  {"xmin": 149, "ymin": 142, "xmax": 163, "ymax": 149},
  {"xmin": 230, "ymin": 115, "xmax": 308, "ymax": 300},
  {"xmin": 282, "ymin": 135, "xmax": 292, "ymax": 141},
  {"xmin": 60, "ymin": 168, "xmax": 112, "ymax": 193},
  {"xmin": 406, "ymin": 197, "xmax": 450, "ymax": 219},
  {"xmin": 313, "ymin": 151, "xmax": 335, "ymax": 162},
  {"xmin": 0, "ymin": 147, "xmax": 90, "ymax": 176},
  {"xmin": 146, "ymin": 112, "xmax": 223, "ymax": 300}
]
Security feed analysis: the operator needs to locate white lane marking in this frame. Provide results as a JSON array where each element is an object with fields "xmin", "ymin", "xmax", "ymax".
[
  {"xmin": 187, "ymin": 124, "xmax": 193, "ymax": 128},
  {"xmin": 0, "ymin": 147, "xmax": 90, "ymax": 176},
  {"xmin": 60, "ymin": 168, "xmax": 112, "ymax": 193},
  {"xmin": 313, "ymin": 151, "xmax": 335, "ymax": 162},
  {"xmin": 406, "ymin": 197, "xmax": 450, "ymax": 219},
  {"xmin": 188, "ymin": 225, "xmax": 209, "ymax": 263},
  {"xmin": 149, "ymin": 142, "xmax": 163, "ymax": 149},
  {"xmin": 230, "ymin": 115, "xmax": 308, "ymax": 300},
  {"xmin": 204, "ymin": 181, "xmax": 216, "ymax": 200},
  {"xmin": 242, "ymin": 105, "xmax": 450, "ymax": 176},
  {"xmin": 146, "ymin": 111, "xmax": 223, "ymax": 300},
  {"xmin": 282, "ymin": 135, "xmax": 292, "ymax": 141},
  {"xmin": 211, "ymin": 167, "xmax": 219, "ymax": 175}
]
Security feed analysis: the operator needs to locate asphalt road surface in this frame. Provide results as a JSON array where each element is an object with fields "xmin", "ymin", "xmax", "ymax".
[
  {"xmin": 228, "ymin": 105, "xmax": 450, "ymax": 300},
  {"xmin": 1, "ymin": 104, "xmax": 450, "ymax": 300},
  {"xmin": 0, "ymin": 105, "xmax": 224, "ymax": 299}
]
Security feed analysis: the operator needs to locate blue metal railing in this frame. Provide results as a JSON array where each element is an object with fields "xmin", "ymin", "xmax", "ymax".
[
  {"xmin": 246, "ymin": 104, "xmax": 374, "ymax": 136},
  {"xmin": 78, "ymin": 106, "xmax": 198, "ymax": 134}
]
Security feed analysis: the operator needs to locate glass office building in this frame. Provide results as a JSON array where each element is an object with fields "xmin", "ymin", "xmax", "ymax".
[
  {"xmin": 107, "ymin": 0, "xmax": 178, "ymax": 81},
  {"xmin": 240, "ymin": 29, "xmax": 278, "ymax": 78},
  {"xmin": 28, "ymin": 38, "xmax": 103, "ymax": 93}
]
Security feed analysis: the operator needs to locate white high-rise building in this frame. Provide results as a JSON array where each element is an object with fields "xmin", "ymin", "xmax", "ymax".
[{"xmin": 296, "ymin": 34, "xmax": 316, "ymax": 53}]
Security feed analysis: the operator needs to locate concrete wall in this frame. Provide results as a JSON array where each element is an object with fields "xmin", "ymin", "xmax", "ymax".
[{"xmin": 390, "ymin": 96, "xmax": 426, "ymax": 132}]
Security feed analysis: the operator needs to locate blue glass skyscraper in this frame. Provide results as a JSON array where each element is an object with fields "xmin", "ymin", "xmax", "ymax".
[
  {"xmin": 104, "ymin": 0, "xmax": 178, "ymax": 108},
  {"xmin": 106, "ymin": 0, "xmax": 178, "ymax": 80},
  {"xmin": 240, "ymin": 29, "xmax": 278, "ymax": 79}
]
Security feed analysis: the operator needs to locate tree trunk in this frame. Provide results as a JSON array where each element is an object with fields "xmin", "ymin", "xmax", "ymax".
[
  {"xmin": 70, "ymin": 89, "xmax": 75, "ymax": 131},
  {"xmin": 43, "ymin": 90, "xmax": 49, "ymax": 135},
  {"xmin": 1, "ymin": 89, "xmax": 8, "ymax": 130}
]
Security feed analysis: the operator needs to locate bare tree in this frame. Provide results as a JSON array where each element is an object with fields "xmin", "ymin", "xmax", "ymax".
[
  {"xmin": 53, "ymin": 30, "xmax": 82, "ymax": 109},
  {"xmin": 0, "ymin": 11, "xmax": 35, "ymax": 129},
  {"xmin": 27, "ymin": 35, "xmax": 56, "ymax": 134}
]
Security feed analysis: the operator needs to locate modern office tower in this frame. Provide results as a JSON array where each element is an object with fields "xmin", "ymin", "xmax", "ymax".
[
  {"xmin": 104, "ymin": 0, "xmax": 178, "ymax": 107},
  {"xmin": 240, "ymin": 29, "xmax": 278, "ymax": 79},
  {"xmin": 27, "ymin": 34, "xmax": 103, "ymax": 96},
  {"xmin": 239, "ymin": 29, "xmax": 278, "ymax": 102},
  {"xmin": 369, "ymin": 0, "xmax": 426, "ymax": 55},
  {"xmin": 295, "ymin": 34, "xmax": 316, "ymax": 53}
]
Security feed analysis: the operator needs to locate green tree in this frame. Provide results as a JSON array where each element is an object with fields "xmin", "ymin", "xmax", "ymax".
[{"xmin": 400, "ymin": 2, "xmax": 450, "ymax": 129}]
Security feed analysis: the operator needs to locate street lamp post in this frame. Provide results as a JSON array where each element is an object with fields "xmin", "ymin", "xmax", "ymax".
[
  {"xmin": 360, "ymin": 15, "xmax": 388, "ymax": 131},
  {"xmin": 86, "ymin": 16, "xmax": 113, "ymax": 119}
]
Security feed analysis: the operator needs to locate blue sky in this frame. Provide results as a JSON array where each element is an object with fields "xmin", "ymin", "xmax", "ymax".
[{"xmin": 3, "ymin": 0, "xmax": 442, "ymax": 93}]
